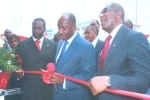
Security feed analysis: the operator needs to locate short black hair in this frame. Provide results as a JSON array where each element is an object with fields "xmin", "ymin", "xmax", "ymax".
[
  {"xmin": 32, "ymin": 18, "xmax": 46, "ymax": 28},
  {"xmin": 85, "ymin": 25, "xmax": 99, "ymax": 36}
]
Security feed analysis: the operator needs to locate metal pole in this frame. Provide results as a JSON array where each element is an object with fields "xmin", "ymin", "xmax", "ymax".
[{"xmin": 135, "ymin": 0, "xmax": 138, "ymax": 30}]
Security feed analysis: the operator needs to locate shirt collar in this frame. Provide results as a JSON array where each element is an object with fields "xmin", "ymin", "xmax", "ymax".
[
  {"xmin": 110, "ymin": 24, "xmax": 123, "ymax": 44},
  {"xmin": 66, "ymin": 32, "xmax": 77, "ymax": 44},
  {"xmin": 32, "ymin": 36, "xmax": 44, "ymax": 42},
  {"xmin": 92, "ymin": 37, "xmax": 99, "ymax": 48},
  {"xmin": 62, "ymin": 32, "xmax": 78, "ymax": 51}
]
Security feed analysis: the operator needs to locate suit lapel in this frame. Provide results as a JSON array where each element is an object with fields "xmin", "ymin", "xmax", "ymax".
[
  {"xmin": 41, "ymin": 38, "xmax": 55, "ymax": 54},
  {"xmin": 28, "ymin": 37, "xmax": 39, "ymax": 52},
  {"xmin": 95, "ymin": 40, "xmax": 103, "ymax": 56},
  {"xmin": 55, "ymin": 40, "xmax": 63, "ymax": 63},
  {"xmin": 64, "ymin": 37, "xmax": 78, "ymax": 59},
  {"xmin": 58, "ymin": 34, "xmax": 79, "ymax": 65},
  {"xmin": 41, "ymin": 38, "xmax": 48, "ymax": 52},
  {"xmin": 104, "ymin": 26, "xmax": 126, "ymax": 70},
  {"xmin": 56, "ymin": 40, "xmax": 63, "ymax": 57}
]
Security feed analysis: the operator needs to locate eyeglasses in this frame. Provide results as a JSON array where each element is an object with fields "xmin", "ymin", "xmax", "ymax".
[
  {"xmin": 100, "ymin": 8, "xmax": 116, "ymax": 14},
  {"xmin": 90, "ymin": 23, "xmax": 96, "ymax": 26},
  {"xmin": 6, "ymin": 32, "xmax": 11, "ymax": 33},
  {"xmin": 5, "ymin": 31, "xmax": 12, "ymax": 35}
]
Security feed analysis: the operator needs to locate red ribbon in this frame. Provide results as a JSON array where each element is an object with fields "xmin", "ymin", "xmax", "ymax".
[
  {"xmin": 0, "ymin": 72, "xmax": 10, "ymax": 89},
  {"xmin": 15, "ymin": 63, "xmax": 150, "ymax": 100}
]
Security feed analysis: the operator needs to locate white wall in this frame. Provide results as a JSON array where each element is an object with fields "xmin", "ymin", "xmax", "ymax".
[{"xmin": 0, "ymin": 0, "xmax": 149, "ymax": 37}]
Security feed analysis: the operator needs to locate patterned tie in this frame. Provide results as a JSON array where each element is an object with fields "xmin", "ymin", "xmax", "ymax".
[
  {"xmin": 100, "ymin": 35, "xmax": 112, "ymax": 70},
  {"xmin": 56, "ymin": 41, "xmax": 68, "ymax": 67},
  {"xmin": 35, "ymin": 40, "xmax": 41, "ymax": 50}
]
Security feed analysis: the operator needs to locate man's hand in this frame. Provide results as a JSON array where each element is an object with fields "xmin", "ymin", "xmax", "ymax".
[
  {"xmin": 41, "ymin": 69, "xmax": 52, "ymax": 84},
  {"xmin": 89, "ymin": 76, "xmax": 110, "ymax": 95},
  {"xmin": 50, "ymin": 73, "xmax": 64, "ymax": 84},
  {"xmin": 15, "ymin": 69, "xmax": 24, "ymax": 78},
  {"xmin": 41, "ymin": 69, "xmax": 64, "ymax": 85}
]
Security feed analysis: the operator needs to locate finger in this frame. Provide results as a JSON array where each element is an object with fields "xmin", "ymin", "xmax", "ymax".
[{"xmin": 40, "ymin": 69, "xmax": 47, "ymax": 72}]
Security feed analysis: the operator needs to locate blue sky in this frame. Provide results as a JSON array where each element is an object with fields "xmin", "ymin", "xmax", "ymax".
[{"xmin": 0, "ymin": 0, "xmax": 149, "ymax": 36}]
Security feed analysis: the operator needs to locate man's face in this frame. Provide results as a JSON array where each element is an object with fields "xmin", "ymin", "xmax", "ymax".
[
  {"xmin": 4, "ymin": 30, "xmax": 12, "ymax": 40},
  {"xmin": 32, "ymin": 20, "xmax": 45, "ymax": 39},
  {"xmin": 99, "ymin": 6, "xmax": 117, "ymax": 33},
  {"xmin": 57, "ymin": 16, "xmax": 75, "ymax": 40},
  {"xmin": 10, "ymin": 38, "xmax": 19, "ymax": 48},
  {"xmin": 84, "ymin": 28, "xmax": 96, "ymax": 42}
]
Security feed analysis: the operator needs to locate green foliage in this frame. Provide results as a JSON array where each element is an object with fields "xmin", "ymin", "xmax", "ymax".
[{"xmin": 0, "ymin": 47, "xmax": 20, "ymax": 72}]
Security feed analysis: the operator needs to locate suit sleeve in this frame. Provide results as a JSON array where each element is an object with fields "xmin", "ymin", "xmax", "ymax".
[{"xmin": 110, "ymin": 33, "xmax": 150, "ymax": 93}]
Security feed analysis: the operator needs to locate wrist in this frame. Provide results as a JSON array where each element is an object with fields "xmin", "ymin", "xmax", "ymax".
[{"xmin": 106, "ymin": 76, "xmax": 111, "ymax": 87}]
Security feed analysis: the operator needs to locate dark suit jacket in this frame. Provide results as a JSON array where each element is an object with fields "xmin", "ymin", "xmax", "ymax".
[
  {"xmin": 98, "ymin": 26, "xmax": 150, "ymax": 100},
  {"xmin": 54, "ymin": 33, "xmax": 96, "ymax": 100},
  {"xmin": 95, "ymin": 39, "xmax": 104, "ymax": 73},
  {"xmin": 16, "ymin": 37, "xmax": 56, "ymax": 100},
  {"xmin": 92, "ymin": 39, "xmax": 103, "ymax": 100}
]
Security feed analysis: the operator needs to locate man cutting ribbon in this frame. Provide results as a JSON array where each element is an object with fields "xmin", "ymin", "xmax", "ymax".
[{"xmin": 51, "ymin": 12, "xmax": 96, "ymax": 100}]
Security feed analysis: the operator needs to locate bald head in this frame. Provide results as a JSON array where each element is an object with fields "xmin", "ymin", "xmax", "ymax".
[
  {"xmin": 60, "ymin": 12, "xmax": 76, "ymax": 25},
  {"xmin": 57, "ymin": 12, "xmax": 76, "ymax": 40},
  {"xmin": 4, "ymin": 29, "xmax": 13, "ymax": 40}
]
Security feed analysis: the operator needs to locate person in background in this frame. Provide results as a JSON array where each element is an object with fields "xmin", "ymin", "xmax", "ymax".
[
  {"xmin": 53, "ymin": 32, "xmax": 61, "ymax": 43},
  {"xmin": 84, "ymin": 25, "xmax": 103, "ymax": 69},
  {"xmin": 89, "ymin": 2, "xmax": 150, "ymax": 100},
  {"xmin": 50, "ymin": 12, "xmax": 96, "ymax": 100},
  {"xmin": 84, "ymin": 25, "xmax": 103, "ymax": 100},
  {"xmin": 9, "ymin": 34, "xmax": 20, "ymax": 49},
  {"xmin": 84, "ymin": 25, "xmax": 99, "ymax": 43},
  {"xmin": 124, "ymin": 19, "xmax": 133, "ymax": 29},
  {"xmin": 3, "ymin": 29, "xmax": 13, "ymax": 51},
  {"xmin": 90, "ymin": 19, "xmax": 107, "ymax": 41},
  {"xmin": 16, "ymin": 18, "xmax": 56, "ymax": 100},
  {"xmin": 6, "ymin": 33, "xmax": 22, "ymax": 100},
  {"xmin": 90, "ymin": 19, "xmax": 100, "ymax": 32}
]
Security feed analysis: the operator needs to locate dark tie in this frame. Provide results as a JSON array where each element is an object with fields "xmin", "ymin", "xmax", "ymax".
[
  {"xmin": 61, "ymin": 41, "xmax": 68, "ymax": 57},
  {"xmin": 35, "ymin": 40, "xmax": 41, "ymax": 50},
  {"xmin": 100, "ymin": 35, "xmax": 112, "ymax": 70},
  {"xmin": 56, "ymin": 41, "xmax": 68, "ymax": 67}
]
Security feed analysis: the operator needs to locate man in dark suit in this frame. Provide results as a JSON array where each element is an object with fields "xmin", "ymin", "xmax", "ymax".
[
  {"xmin": 84, "ymin": 25, "xmax": 103, "ymax": 72},
  {"xmin": 89, "ymin": 20, "xmax": 104, "ymax": 67},
  {"xmin": 50, "ymin": 12, "xmax": 96, "ymax": 100},
  {"xmin": 84, "ymin": 25, "xmax": 103, "ymax": 100},
  {"xmin": 89, "ymin": 2, "xmax": 150, "ymax": 100},
  {"xmin": 16, "ymin": 18, "xmax": 56, "ymax": 100},
  {"xmin": 3, "ymin": 29, "xmax": 13, "ymax": 51}
]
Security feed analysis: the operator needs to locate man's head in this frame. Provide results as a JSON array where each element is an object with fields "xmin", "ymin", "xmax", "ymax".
[
  {"xmin": 99, "ymin": 2, "xmax": 125, "ymax": 33},
  {"xmin": 84, "ymin": 25, "xmax": 99, "ymax": 42},
  {"xmin": 53, "ymin": 32, "xmax": 61, "ymax": 43},
  {"xmin": 90, "ymin": 19, "xmax": 100, "ymax": 32},
  {"xmin": 4, "ymin": 29, "xmax": 13, "ymax": 40},
  {"xmin": 9, "ymin": 34, "xmax": 20, "ymax": 49},
  {"xmin": 124, "ymin": 19, "xmax": 133, "ymax": 29},
  {"xmin": 32, "ymin": 18, "xmax": 46, "ymax": 39},
  {"xmin": 57, "ymin": 12, "xmax": 76, "ymax": 40}
]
